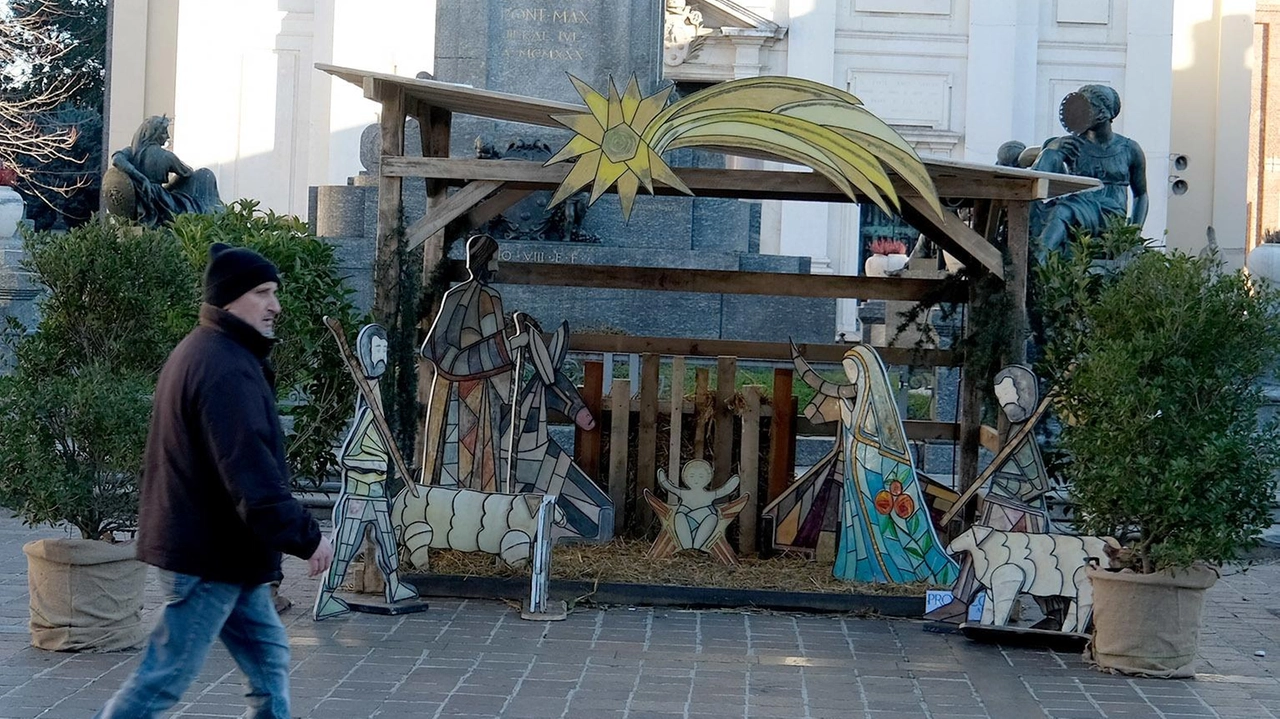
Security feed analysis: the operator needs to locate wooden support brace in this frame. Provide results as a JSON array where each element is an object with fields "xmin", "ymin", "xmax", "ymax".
[
  {"xmin": 404, "ymin": 180, "xmax": 505, "ymax": 251},
  {"xmin": 900, "ymin": 195, "xmax": 1005, "ymax": 279}
]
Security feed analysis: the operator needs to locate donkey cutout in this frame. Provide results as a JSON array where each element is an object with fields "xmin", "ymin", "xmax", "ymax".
[{"xmin": 505, "ymin": 321, "xmax": 613, "ymax": 543}]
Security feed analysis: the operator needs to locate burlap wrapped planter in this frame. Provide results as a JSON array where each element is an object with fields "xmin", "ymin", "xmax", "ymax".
[
  {"xmin": 1086, "ymin": 564, "xmax": 1218, "ymax": 678},
  {"xmin": 23, "ymin": 538, "xmax": 148, "ymax": 652}
]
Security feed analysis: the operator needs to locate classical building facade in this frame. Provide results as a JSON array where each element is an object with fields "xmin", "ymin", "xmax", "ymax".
[{"xmin": 107, "ymin": 0, "xmax": 1255, "ymax": 336}]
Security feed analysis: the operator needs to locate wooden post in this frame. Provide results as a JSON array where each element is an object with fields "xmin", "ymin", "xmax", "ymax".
[
  {"xmin": 413, "ymin": 103, "xmax": 452, "ymax": 467},
  {"xmin": 576, "ymin": 360, "xmax": 604, "ymax": 481},
  {"xmin": 713, "ymin": 356, "xmax": 737, "ymax": 488},
  {"xmin": 739, "ymin": 385, "xmax": 762, "ymax": 556},
  {"xmin": 1005, "ymin": 200, "xmax": 1031, "ymax": 366},
  {"xmin": 608, "ymin": 378, "xmax": 631, "ymax": 535},
  {"xmin": 767, "ymin": 368, "xmax": 795, "ymax": 502},
  {"xmin": 668, "ymin": 356, "xmax": 686, "ymax": 484},
  {"xmin": 636, "ymin": 354, "xmax": 660, "ymax": 527},
  {"xmin": 372, "ymin": 83, "xmax": 410, "ymax": 467},
  {"xmin": 373, "ymin": 83, "xmax": 405, "ymax": 326},
  {"xmin": 957, "ymin": 281, "xmax": 983, "ymax": 523},
  {"xmin": 692, "ymin": 367, "xmax": 710, "ymax": 459}
]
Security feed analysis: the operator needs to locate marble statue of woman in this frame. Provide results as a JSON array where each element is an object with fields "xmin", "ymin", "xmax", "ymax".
[{"xmin": 1031, "ymin": 85, "xmax": 1148, "ymax": 260}]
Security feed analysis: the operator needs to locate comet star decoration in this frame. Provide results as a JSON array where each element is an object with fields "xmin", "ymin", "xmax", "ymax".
[{"xmin": 545, "ymin": 75, "xmax": 943, "ymax": 221}]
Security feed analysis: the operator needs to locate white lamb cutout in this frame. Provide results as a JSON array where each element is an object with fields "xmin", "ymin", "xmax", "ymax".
[
  {"xmin": 946, "ymin": 526, "xmax": 1120, "ymax": 633},
  {"xmin": 392, "ymin": 485, "xmax": 565, "ymax": 569}
]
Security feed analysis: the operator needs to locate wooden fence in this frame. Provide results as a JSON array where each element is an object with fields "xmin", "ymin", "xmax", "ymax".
[{"xmin": 567, "ymin": 347, "xmax": 961, "ymax": 557}]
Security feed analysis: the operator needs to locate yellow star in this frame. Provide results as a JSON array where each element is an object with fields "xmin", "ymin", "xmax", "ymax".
[{"xmin": 546, "ymin": 76, "xmax": 691, "ymax": 220}]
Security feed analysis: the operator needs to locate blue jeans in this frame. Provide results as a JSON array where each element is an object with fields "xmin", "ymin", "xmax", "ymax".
[{"xmin": 94, "ymin": 572, "xmax": 291, "ymax": 719}]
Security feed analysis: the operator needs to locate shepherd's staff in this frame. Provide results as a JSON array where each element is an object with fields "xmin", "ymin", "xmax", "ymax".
[
  {"xmin": 504, "ymin": 313, "xmax": 528, "ymax": 495},
  {"xmin": 323, "ymin": 316, "xmax": 420, "ymax": 498}
]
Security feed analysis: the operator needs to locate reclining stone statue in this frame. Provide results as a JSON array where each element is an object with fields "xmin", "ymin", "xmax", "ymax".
[{"xmin": 103, "ymin": 116, "xmax": 223, "ymax": 226}]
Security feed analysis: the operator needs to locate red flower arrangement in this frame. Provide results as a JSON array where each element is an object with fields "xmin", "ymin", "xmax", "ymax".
[
  {"xmin": 0, "ymin": 164, "xmax": 17, "ymax": 187},
  {"xmin": 869, "ymin": 238, "xmax": 907, "ymax": 256}
]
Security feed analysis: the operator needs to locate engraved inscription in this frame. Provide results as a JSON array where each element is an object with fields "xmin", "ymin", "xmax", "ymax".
[
  {"xmin": 499, "ymin": 248, "xmax": 585, "ymax": 265},
  {"xmin": 501, "ymin": 4, "xmax": 592, "ymax": 64}
]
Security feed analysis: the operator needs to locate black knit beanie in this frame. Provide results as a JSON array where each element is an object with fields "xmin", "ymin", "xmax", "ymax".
[{"xmin": 203, "ymin": 243, "xmax": 281, "ymax": 308}]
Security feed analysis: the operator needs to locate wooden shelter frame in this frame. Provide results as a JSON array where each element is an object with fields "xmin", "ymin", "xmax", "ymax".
[{"xmin": 319, "ymin": 63, "xmax": 1099, "ymax": 520}]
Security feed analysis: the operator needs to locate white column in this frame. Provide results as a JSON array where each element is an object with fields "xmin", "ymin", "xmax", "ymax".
[
  {"xmin": 1213, "ymin": 0, "xmax": 1255, "ymax": 267},
  {"xmin": 106, "ymin": 0, "xmax": 150, "ymax": 155},
  {"xmin": 1124, "ymin": 0, "xmax": 1175, "ymax": 246},
  {"xmin": 963, "ymin": 0, "xmax": 1020, "ymax": 162},
  {"xmin": 778, "ymin": 0, "xmax": 837, "ymax": 272}
]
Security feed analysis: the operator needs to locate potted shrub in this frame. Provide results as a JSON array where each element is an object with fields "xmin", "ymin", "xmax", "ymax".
[
  {"xmin": 1048, "ymin": 247, "xmax": 1280, "ymax": 677},
  {"xmin": 0, "ymin": 219, "xmax": 193, "ymax": 651}
]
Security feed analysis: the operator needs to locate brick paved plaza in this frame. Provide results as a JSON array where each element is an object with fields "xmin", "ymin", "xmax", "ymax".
[{"xmin": 2, "ymin": 513, "xmax": 1277, "ymax": 719}]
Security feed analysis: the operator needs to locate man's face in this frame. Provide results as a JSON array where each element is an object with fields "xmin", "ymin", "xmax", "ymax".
[
  {"xmin": 368, "ymin": 336, "xmax": 388, "ymax": 377},
  {"xmin": 224, "ymin": 281, "xmax": 282, "ymax": 338}
]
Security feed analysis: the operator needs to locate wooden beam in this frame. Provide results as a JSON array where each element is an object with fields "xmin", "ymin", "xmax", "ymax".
[
  {"xmin": 469, "ymin": 188, "xmax": 534, "ymax": 228},
  {"xmin": 767, "ymin": 368, "xmax": 795, "ymax": 503},
  {"xmin": 568, "ymin": 334, "xmax": 958, "ymax": 368},
  {"xmin": 668, "ymin": 356, "xmax": 686, "ymax": 485},
  {"xmin": 900, "ymin": 196, "xmax": 1005, "ymax": 279},
  {"xmin": 637, "ymin": 354, "xmax": 660, "ymax": 528},
  {"xmin": 577, "ymin": 360, "xmax": 604, "ymax": 482},
  {"xmin": 713, "ymin": 356, "xmax": 737, "ymax": 488},
  {"xmin": 1005, "ymin": 201, "xmax": 1031, "ymax": 365},
  {"xmin": 608, "ymin": 379, "xmax": 631, "ymax": 535},
  {"xmin": 955, "ymin": 282, "xmax": 985, "ymax": 525},
  {"xmin": 404, "ymin": 180, "xmax": 503, "ymax": 250},
  {"xmin": 739, "ymin": 385, "xmax": 762, "ymax": 556},
  {"xmin": 380, "ymin": 157, "xmax": 1063, "ymax": 202},
  {"xmin": 444, "ymin": 261, "xmax": 965, "ymax": 302}
]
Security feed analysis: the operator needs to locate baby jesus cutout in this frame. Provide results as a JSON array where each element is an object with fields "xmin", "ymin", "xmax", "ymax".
[{"xmin": 643, "ymin": 459, "xmax": 750, "ymax": 566}]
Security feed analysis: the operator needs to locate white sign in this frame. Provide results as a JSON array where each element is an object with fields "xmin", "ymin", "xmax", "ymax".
[{"xmin": 848, "ymin": 71, "xmax": 952, "ymax": 129}]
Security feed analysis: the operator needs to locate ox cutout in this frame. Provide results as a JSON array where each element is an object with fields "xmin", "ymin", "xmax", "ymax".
[
  {"xmin": 419, "ymin": 234, "xmax": 612, "ymax": 542},
  {"xmin": 944, "ymin": 527, "xmax": 1119, "ymax": 634},
  {"xmin": 644, "ymin": 460, "xmax": 749, "ymax": 566},
  {"xmin": 392, "ymin": 485, "xmax": 564, "ymax": 569},
  {"xmin": 762, "ymin": 344, "xmax": 958, "ymax": 584},
  {"xmin": 315, "ymin": 320, "xmax": 426, "ymax": 621}
]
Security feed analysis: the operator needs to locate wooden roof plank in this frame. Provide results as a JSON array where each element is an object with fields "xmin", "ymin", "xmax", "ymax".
[
  {"xmin": 382, "ymin": 157, "xmax": 1066, "ymax": 203},
  {"xmin": 321, "ymin": 64, "xmax": 1099, "ymax": 200}
]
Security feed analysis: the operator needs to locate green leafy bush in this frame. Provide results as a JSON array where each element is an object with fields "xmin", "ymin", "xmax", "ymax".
[
  {"xmin": 1052, "ymin": 248, "xmax": 1280, "ymax": 572},
  {"xmin": 0, "ymin": 204, "xmax": 360, "ymax": 541},
  {"xmin": 0, "ymin": 221, "xmax": 193, "ymax": 538},
  {"xmin": 169, "ymin": 200, "xmax": 358, "ymax": 485}
]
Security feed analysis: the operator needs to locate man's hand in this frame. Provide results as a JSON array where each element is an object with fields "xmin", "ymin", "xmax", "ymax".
[{"xmin": 307, "ymin": 536, "xmax": 334, "ymax": 578}]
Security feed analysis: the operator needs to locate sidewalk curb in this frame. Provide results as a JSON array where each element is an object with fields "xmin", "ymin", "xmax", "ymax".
[{"xmin": 406, "ymin": 573, "xmax": 924, "ymax": 616}]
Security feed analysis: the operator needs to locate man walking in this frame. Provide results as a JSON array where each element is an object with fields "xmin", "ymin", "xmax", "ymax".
[{"xmin": 94, "ymin": 243, "xmax": 334, "ymax": 719}]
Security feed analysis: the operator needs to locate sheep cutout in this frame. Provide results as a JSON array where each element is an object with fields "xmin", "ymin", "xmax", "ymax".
[
  {"xmin": 643, "ymin": 459, "xmax": 750, "ymax": 566},
  {"xmin": 946, "ymin": 526, "xmax": 1120, "ymax": 633},
  {"xmin": 392, "ymin": 484, "xmax": 565, "ymax": 569}
]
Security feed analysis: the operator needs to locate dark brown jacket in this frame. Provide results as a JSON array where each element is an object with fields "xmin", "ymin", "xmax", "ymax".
[{"xmin": 136, "ymin": 304, "xmax": 320, "ymax": 584}]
